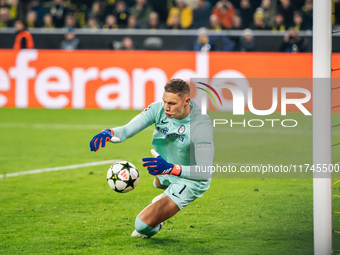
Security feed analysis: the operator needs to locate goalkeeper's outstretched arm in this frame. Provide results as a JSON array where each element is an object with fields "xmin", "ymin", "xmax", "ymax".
[
  {"xmin": 111, "ymin": 113, "xmax": 154, "ymax": 143},
  {"xmin": 90, "ymin": 107, "xmax": 155, "ymax": 152}
]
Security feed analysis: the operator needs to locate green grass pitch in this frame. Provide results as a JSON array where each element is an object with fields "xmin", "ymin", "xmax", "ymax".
[{"xmin": 1, "ymin": 108, "xmax": 340, "ymax": 254}]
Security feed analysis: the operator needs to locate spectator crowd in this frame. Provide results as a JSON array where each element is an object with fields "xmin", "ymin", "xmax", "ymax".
[{"xmin": 0, "ymin": 0, "xmax": 313, "ymax": 32}]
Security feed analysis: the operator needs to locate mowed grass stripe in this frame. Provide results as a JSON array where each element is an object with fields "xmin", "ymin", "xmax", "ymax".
[
  {"xmin": 0, "ymin": 122, "xmax": 155, "ymax": 130},
  {"xmin": 0, "ymin": 122, "xmax": 319, "ymax": 135}
]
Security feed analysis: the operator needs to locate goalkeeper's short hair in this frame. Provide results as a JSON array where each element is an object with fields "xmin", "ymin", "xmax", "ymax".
[{"xmin": 164, "ymin": 79, "xmax": 190, "ymax": 97}]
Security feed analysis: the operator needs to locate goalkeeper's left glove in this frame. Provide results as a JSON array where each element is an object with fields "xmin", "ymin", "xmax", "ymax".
[
  {"xmin": 89, "ymin": 128, "xmax": 120, "ymax": 152},
  {"xmin": 142, "ymin": 149, "xmax": 182, "ymax": 176}
]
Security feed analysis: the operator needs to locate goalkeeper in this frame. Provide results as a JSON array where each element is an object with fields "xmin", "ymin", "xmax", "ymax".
[{"xmin": 89, "ymin": 78, "xmax": 214, "ymax": 238}]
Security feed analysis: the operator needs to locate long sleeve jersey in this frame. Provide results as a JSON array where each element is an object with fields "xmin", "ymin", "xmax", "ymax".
[{"xmin": 112, "ymin": 100, "xmax": 214, "ymax": 181}]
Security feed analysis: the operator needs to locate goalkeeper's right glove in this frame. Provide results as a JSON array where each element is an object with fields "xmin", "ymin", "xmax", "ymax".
[
  {"xmin": 142, "ymin": 149, "xmax": 182, "ymax": 176},
  {"xmin": 89, "ymin": 129, "xmax": 120, "ymax": 152}
]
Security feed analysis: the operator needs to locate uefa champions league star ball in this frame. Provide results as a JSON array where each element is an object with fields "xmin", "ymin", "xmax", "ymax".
[{"xmin": 106, "ymin": 161, "xmax": 139, "ymax": 193}]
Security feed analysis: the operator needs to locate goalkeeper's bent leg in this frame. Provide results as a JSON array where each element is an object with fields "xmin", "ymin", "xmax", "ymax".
[
  {"xmin": 132, "ymin": 216, "xmax": 162, "ymax": 238},
  {"xmin": 151, "ymin": 193, "xmax": 166, "ymax": 204},
  {"xmin": 132, "ymin": 193, "xmax": 179, "ymax": 238}
]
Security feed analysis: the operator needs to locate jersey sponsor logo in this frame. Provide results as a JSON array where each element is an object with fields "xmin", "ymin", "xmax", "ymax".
[
  {"xmin": 156, "ymin": 126, "xmax": 168, "ymax": 136},
  {"xmin": 161, "ymin": 119, "xmax": 168, "ymax": 124},
  {"xmin": 167, "ymin": 133, "xmax": 184, "ymax": 143},
  {"xmin": 156, "ymin": 126, "xmax": 185, "ymax": 143},
  {"xmin": 178, "ymin": 125, "xmax": 185, "ymax": 134}
]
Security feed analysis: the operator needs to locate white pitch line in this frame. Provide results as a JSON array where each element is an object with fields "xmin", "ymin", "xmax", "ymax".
[{"xmin": 0, "ymin": 160, "xmax": 121, "ymax": 178}]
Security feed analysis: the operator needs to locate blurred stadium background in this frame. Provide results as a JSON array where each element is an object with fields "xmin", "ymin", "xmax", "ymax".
[
  {"xmin": 0, "ymin": 0, "xmax": 337, "ymax": 51},
  {"xmin": 1, "ymin": 0, "xmax": 340, "ymax": 254}
]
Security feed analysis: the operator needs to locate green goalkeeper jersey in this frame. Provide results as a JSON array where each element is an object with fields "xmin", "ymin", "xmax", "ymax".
[{"xmin": 112, "ymin": 100, "xmax": 214, "ymax": 181}]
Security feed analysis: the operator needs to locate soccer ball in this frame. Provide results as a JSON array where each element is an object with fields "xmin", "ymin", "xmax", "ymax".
[{"xmin": 106, "ymin": 161, "xmax": 139, "ymax": 193}]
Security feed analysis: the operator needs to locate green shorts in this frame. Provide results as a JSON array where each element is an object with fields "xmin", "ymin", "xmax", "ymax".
[{"xmin": 157, "ymin": 175, "xmax": 211, "ymax": 210}]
